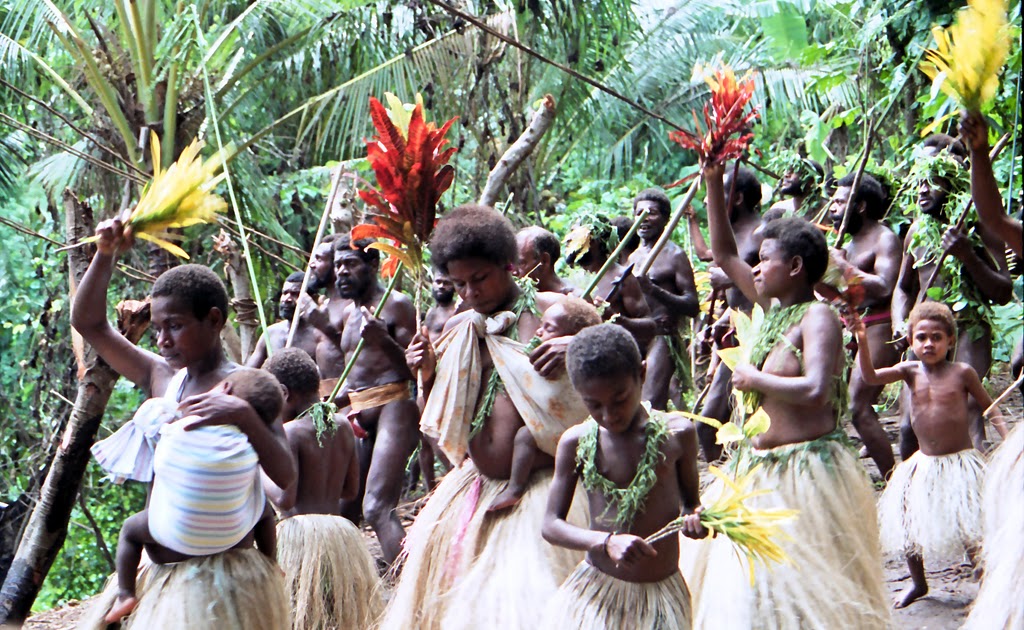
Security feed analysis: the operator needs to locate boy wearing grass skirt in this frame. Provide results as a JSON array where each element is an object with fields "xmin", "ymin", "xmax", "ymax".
[
  {"xmin": 854, "ymin": 302, "xmax": 1008, "ymax": 609},
  {"xmin": 681, "ymin": 162, "xmax": 889, "ymax": 629},
  {"xmin": 381, "ymin": 206, "xmax": 591, "ymax": 630},
  {"xmin": 263, "ymin": 348, "xmax": 382, "ymax": 630},
  {"xmin": 542, "ymin": 324, "xmax": 708, "ymax": 630}
]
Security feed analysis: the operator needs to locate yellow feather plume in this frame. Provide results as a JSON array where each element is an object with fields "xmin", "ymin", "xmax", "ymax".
[
  {"xmin": 920, "ymin": 0, "xmax": 1010, "ymax": 112},
  {"xmin": 646, "ymin": 463, "xmax": 798, "ymax": 584},
  {"xmin": 125, "ymin": 132, "xmax": 231, "ymax": 258}
]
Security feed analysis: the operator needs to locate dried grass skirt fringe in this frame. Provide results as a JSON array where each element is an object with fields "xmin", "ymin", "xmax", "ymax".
[
  {"xmin": 376, "ymin": 462, "xmax": 588, "ymax": 630},
  {"xmin": 964, "ymin": 424, "xmax": 1024, "ymax": 630},
  {"xmin": 878, "ymin": 448, "xmax": 985, "ymax": 559},
  {"xmin": 277, "ymin": 514, "xmax": 382, "ymax": 630},
  {"xmin": 680, "ymin": 434, "xmax": 889, "ymax": 630},
  {"xmin": 79, "ymin": 548, "xmax": 289, "ymax": 630},
  {"xmin": 540, "ymin": 562, "xmax": 691, "ymax": 630}
]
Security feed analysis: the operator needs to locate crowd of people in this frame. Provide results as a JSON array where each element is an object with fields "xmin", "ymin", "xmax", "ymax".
[{"xmin": 72, "ymin": 110, "xmax": 1021, "ymax": 629}]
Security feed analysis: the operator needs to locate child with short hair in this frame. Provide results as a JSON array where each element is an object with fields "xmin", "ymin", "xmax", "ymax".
[
  {"xmin": 488, "ymin": 296, "xmax": 601, "ymax": 512},
  {"xmin": 854, "ymin": 301, "xmax": 1008, "ymax": 608},
  {"xmin": 105, "ymin": 368, "xmax": 283, "ymax": 623},
  {"xmin": 263, "ymin": 348, "xmax": 383, "ymax": 630},
  {"xmin": 541, "ymin": 323, "xmax": 707, "ymax": 629}
]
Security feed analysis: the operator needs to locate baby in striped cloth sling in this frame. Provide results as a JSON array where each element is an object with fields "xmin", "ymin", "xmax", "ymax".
[{"xmin": 105, "ymin": 368, "xmax": 283, "ymax": 624}]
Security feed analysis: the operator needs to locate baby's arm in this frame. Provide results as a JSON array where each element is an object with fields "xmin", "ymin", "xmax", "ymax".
[
  {"xmin": 261, "ymin": 423, "xmax": 301, "ymax": 511},
  {"xmin": 961, "ymin": 364, "xmax": 1009, "ymax": 439}
]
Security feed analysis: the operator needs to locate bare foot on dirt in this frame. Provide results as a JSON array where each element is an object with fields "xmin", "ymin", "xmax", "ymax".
[
  {"xmin": 487, "ymin": 488, "xmax": 523, "ymax": 513},
  {"xmin": 894, "ymin": 583, "xmax": 927, "ymax": 608},
  {"xmin": 105, "ymin": 594, "xmax": 138, "ymax": 623}
]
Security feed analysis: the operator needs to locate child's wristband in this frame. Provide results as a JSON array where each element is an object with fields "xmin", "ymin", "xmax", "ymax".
[{"xmin": 603, "ymin": 532, "xmax": 613, "ymax": 556}]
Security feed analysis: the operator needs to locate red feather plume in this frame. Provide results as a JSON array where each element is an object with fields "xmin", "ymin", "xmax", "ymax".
[
  {"xmin": 668, "ymin": 65, "xmax": 759, "ymax": 183},
  {"xmin": 353, "ymin": 97, "xmax": 458, "ymax": 278}
]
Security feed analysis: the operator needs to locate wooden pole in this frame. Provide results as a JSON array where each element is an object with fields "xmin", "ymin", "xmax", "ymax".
[
  {"xmin": 637, "ymin": 174, "xmax": 703, "ymax": 277},
  {"xmin": 581, "ymin": 210, "xmax": 648, "ymax": 301}
]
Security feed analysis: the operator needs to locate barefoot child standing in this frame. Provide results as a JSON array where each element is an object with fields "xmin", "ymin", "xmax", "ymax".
[
  {"xmin": 542, "ymin": 324, "xmax": 707, "ymax": 629},
  {"xmin": 854, "ymin": 301, "xmax": 1008, "ymax": 608}
]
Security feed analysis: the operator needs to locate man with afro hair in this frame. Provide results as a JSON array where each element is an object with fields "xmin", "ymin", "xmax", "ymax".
[
  {"xmin": 384, "ymin": 204, "xmax": 590, "ymax": 629},
  {"xmin": 823, "ymin": 171, "xmax": 902, "ymax": 479}
]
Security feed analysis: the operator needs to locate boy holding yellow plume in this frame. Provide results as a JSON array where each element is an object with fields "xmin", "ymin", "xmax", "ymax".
[{"xmin": 541, "ymin": 324, "xmax": 707, "ymax": 629}]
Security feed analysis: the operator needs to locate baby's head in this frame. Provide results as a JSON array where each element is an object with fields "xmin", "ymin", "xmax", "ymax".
[
  {"xmin": 567, "ymin": 324, "xmax": 645, "ymax": 432},
  {"xmin": 908, "ymin": 302, "xmax": 956, "ymax": 362},
  {"xmin": 221, "ymin": 368, "xmax": 284, "ymax": 425},
  {"xmin": 264, "ymin": 348, "xmax": 321, "ymax": 418},
  {"xmin": 536, "ymin": 296, "xmax": 601, "ymax": 342}
]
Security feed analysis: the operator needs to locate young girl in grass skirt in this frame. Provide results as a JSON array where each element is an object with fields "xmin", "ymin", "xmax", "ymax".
[
  {"xmin": 964, "ymin": 422, "xmax": 1023, "ymax": 630},
  {"xmin": 682, "ymin": 166, "xmax": 889, "ymax": 629},
  {"xmin": 276, "ymin": 514, "xmax": 382, "ymax": 630}
]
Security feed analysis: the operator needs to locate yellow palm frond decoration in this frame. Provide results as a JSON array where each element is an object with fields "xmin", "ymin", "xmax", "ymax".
[
  {"xmin": 84, "ymin": 132, "xmax": 231, "ymax": 258},
  {"xmin": 920, "ymin": 0, "xmax": 1010, "ymax": 112},
  {"xmin": 646, "ymin": 464, "xmax": 798, "ymax": 584}
]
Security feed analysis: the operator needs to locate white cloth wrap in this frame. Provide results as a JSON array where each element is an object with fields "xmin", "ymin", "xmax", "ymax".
[
  {"xmin": 91, "ymin": 370, "xmax": 187, "ymax": 483},
  {"xmin": 148, "ymin": 421, "xmax": 265, "ymax": 556},
  {"xmin": 420, "ymin": 310, "xmax": 589, "ymax": 463}
]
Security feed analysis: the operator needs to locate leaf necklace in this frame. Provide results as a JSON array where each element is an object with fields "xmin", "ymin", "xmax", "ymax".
[{"xmin": 576, "ymin": 406, "xmax": 669, "ymax": 530}]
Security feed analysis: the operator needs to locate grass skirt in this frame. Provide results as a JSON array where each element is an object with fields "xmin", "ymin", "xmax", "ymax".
[
  {"xmin": 680, "ymin": 432, "xmax": 889, "ymax": 630},
  {"xmin": 377, "ymin": 462, "xmax": 588, "ymax": 630},
  {"xmin": 540, "ymin": 562, "xmax": 692, "ymax": 630},
  {"xmin": 964, "ymin": 424, "xmax": 1024, "ymax": 630},
  {"xmin": 79, "ymin": 548, "xmax": 289, "ymax": 630},
  {"xmin": 878, "ymin": 448, "xmax": 985, "ymax": 559},
  {"xmin": 276, "ymin": 514, "xmax": 382, "ymax": 630}
]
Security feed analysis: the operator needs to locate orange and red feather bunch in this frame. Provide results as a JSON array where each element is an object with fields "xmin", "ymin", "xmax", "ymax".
[
  {"xmin": 668, "ymin": 65, "xmax": 759, "ymax": 178},
  {"xmin": 351, "ymin": 96, "xmax": 458, "ymax": 277}
]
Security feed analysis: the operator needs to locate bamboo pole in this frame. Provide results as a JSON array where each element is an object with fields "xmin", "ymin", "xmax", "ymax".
[
  {"xmin": 637, "ymin": 174, "xmax": 703, "ymax": 277},
  {"xmin": 983, "ymin": 372, "xmax": 1024, "ymax": 417},
  {"xmin": 832, "ymin": 120, "xmax": 876, "ymax": 247},
  {"xmin": 191, "ymin": 9, "xmax": 270, "ymax": 352},
  {"xmin": 285, "ymin": 168, "xmax": 346, "ymax": 349},
  {"xmin": 581, "ymin": 209, "xmax": 648, "ymax": 300}
]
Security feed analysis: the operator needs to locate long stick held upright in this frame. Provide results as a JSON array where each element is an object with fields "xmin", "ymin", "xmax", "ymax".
[
  {"xmin": 637, "ymin": 174, "xmax": 704, "ymax": 277},
  {"xmin": 581, "ymin": 209, "xmax": 648, "ymax": 301},
  {"xmin": 285, "ymin": 168, "xmax": 347, "ymax": 349}
]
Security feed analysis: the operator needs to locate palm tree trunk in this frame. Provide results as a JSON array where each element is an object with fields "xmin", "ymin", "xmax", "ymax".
[{"xmin": 0, "ymin": 190, "xmax": 149, "ymax": 624}]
